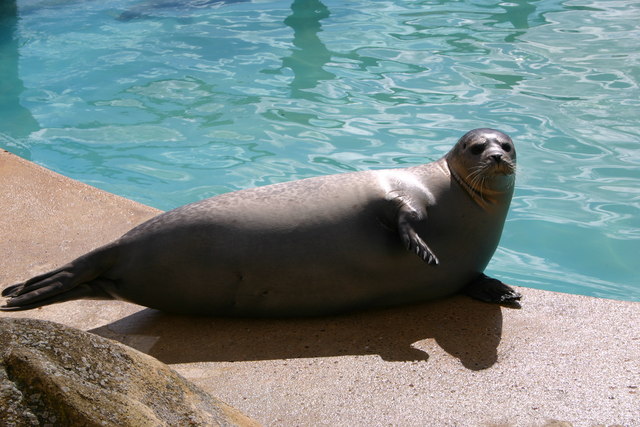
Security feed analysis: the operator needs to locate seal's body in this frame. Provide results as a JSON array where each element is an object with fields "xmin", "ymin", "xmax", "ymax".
[{"xmin": 2, "ymin": 129, "xmax": 521, "ymax": 316}]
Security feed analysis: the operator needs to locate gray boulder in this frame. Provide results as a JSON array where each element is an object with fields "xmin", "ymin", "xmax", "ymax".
[{"xmin": 0, "ymin": 317, "xmax": 259, "ymax": 426}]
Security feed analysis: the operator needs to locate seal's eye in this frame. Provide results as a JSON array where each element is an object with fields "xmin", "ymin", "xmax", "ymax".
[
  {"xmin": 501, "ymin": 143, "xmax": 512, "ymax": 152},
  {"xmin": 470, "ymin": 144, "xmax": 485, "ymax": 155}
]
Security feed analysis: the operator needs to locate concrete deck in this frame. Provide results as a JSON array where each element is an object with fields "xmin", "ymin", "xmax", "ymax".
[{"xmin": 1, "ymin": 149, "xmax": 638, "ymax": 426}]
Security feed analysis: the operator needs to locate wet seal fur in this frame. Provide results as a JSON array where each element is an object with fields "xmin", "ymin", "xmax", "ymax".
[{"xmin": 2, "ymin": 128, "xmax": 521, "ymax": 316}]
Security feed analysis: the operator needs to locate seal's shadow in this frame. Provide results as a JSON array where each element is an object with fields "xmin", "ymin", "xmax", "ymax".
[{"xmin": 91, "ymin": 296, "xmax": 507, "ymax": 370}]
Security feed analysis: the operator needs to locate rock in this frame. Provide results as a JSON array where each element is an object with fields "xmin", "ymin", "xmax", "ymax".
[{"xmin": 0, "ymin": 317, "xmax": 259, "ymax": 426}]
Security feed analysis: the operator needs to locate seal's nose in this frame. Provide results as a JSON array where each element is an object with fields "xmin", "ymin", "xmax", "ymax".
[{"xmin": 490, "ymin": 153, "xmax": 503, "ymax": 163}]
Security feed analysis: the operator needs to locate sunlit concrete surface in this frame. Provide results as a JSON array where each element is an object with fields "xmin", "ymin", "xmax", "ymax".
[{"xmin": 1, "ymin": 149, "xmax": 637, "ymax": 426}]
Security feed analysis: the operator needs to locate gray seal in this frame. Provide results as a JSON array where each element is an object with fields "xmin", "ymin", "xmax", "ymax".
[{"xmin": 2, "ymin": 128, "xmax": 521, "ymax": 316}]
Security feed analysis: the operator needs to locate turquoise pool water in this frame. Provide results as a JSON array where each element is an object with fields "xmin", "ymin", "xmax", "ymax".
[{"xmin": 1, "ymin": 0, "xmax": 638, "ymax": 301}]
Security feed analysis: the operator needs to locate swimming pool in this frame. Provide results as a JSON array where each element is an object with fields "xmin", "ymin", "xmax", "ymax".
[{"xmin": 1, "ymin": 0, "xmax": 638, "ymax": 301}]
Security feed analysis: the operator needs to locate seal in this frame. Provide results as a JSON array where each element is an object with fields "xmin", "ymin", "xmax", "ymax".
[{"xmin": 1, "ymin": 128, "xmax": 521, "ymax": 316}]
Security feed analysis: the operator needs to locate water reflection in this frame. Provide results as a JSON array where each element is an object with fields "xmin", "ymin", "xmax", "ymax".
[
  {"xmin": 486, "ymin": 0, "xmax": 604, "ymax": 42},
  {"xmin": 281, "ymin": 0, "xmax": 335, "ymax": 97},
  {"xmin": 0, "ymin": 0, "xmax": 38, "ymax": 143},
  {"xmin": 117, "ymin": 0, "xmax": 250, "ymax": 21},
  {"xmin": 487, "ymin": 0, "xmax": 541, "ymax": 42}
]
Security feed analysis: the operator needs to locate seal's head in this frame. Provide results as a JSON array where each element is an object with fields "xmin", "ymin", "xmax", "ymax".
[{"xmin": 446, "ymin": 128, "xmax": 516, "ymax": 205}]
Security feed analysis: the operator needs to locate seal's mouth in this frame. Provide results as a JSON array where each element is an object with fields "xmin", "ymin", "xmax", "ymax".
[
  {"xmin": 483, "ymin": 156, "xmax": 516, "ymax": 176},
  {"xmin": 463, "ymin": 159, "xmax": 516, "ymax": 195}
]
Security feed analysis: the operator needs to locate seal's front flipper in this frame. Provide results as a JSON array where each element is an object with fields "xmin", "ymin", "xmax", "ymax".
[
  {"xmin": 397, "ymin": 204, "xmax": 439, "ymax": 265},
  {"xmin": 464, "ymin": 274, "xmax": 521, "ymax": 307}
]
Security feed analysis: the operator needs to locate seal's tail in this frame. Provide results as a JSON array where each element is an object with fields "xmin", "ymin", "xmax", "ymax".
[{"xmin": 1, "ymin": 245, "xmax": 118, "ymax": 311}]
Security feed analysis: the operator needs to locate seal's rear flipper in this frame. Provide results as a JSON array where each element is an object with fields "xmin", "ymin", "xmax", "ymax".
[
  {"xmin": 1, "ymin": 266, "xmax": 114, "ymax": 311},
  {"xmin": 0, "ymin": 281, "xmax": 113, "ymax": 311},
  {"xmin": 464, "ymin": 273, "xmax": 522, "ymax": 307},
  {"xmin": 1, "ymin": 246, "xmax": 118, "ymax": 311}
]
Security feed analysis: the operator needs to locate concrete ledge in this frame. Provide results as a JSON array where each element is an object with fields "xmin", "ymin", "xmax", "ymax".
[{"xmin": 1, "ymin": 149, "xmax": 638, "ymax": 426}]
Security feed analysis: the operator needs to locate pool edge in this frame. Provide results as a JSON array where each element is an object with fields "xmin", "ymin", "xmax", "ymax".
[{"xmin": 1, "ymin": 149, "xmax": 638, "ymax": 426}]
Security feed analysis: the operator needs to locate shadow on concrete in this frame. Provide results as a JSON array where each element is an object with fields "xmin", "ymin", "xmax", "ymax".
[{"xmin": 91, "ymin": 295, "xmax": 506, "ymax": 370}]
